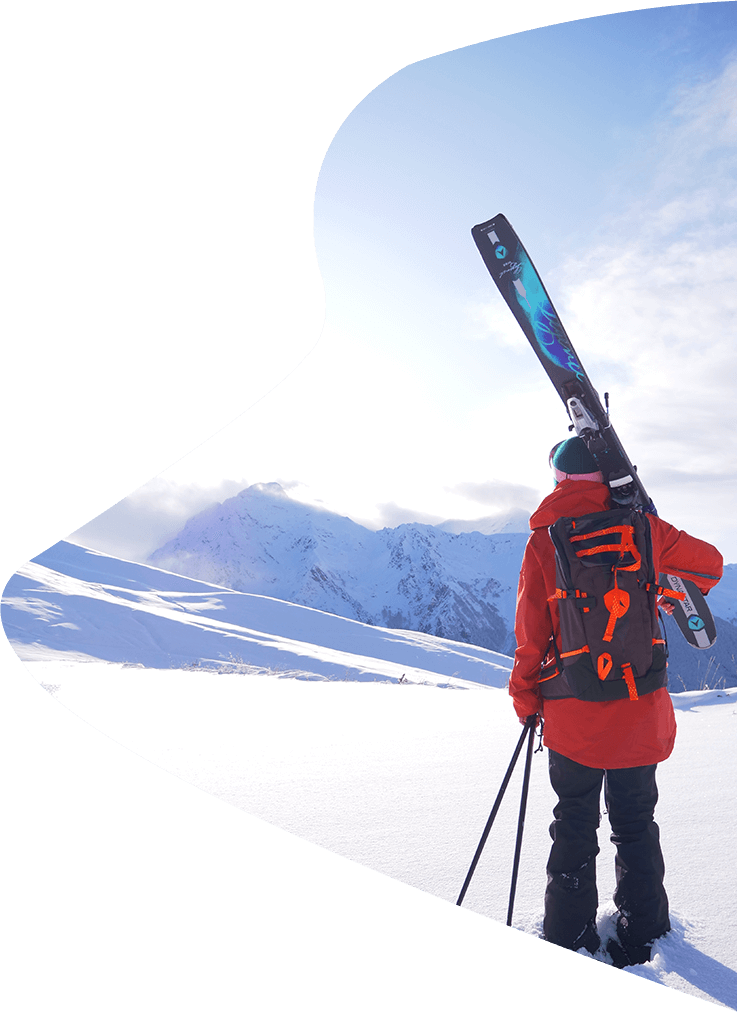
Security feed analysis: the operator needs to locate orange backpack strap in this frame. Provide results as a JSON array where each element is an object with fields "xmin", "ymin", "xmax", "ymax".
[
  {"xmin": 621, "ymin": 662, "xmax": 639, "ymax": 701},
  {"xmin": 645, "ymin": 582, "xmax": 686, "ymax": 601}
]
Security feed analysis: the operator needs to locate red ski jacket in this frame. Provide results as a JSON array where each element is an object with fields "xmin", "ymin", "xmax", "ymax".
[{"xmin": 509, "ymin": 480, "xmax": 723, "ymax": 768}]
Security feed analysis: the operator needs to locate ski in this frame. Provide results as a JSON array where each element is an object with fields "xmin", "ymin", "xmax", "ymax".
[
  {"xmin": 472, "ymin": 212, "xmax": 715, "ymax": 650},
  {"xmin": 660, "ymin": 574, "xmax": 716, "ymax": 648}
]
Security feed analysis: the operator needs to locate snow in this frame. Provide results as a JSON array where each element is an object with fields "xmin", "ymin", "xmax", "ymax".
[
  {"xmin": 3, "ymin": 541, "xmax": 513, "ymax": 688},
  {"xmin": 86, "ymin": 479, "xmax": 737, "ymax": 690},
  {"xmin": 145, "ymin": 481, "xmax": 527, "ymax": 652},
  {"xmin": 3, "ymin": 543, "xmax": 736, "ymax": 1009}
]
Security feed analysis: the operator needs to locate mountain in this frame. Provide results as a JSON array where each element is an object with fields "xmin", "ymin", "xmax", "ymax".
[
  {"xmin": 148, "ymin": 483, "xmax": 528, "ymax": 655},
  {"xmin": 700, "ymin": 561, "xmax": 737, "ymax": 625},
  {"xmin": 145, "ymin": 482, "xmax": 737, "ymax": 691}
]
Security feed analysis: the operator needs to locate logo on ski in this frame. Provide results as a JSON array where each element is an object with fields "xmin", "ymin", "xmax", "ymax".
[
  {"xmin": 660, "ymin": 573, "xmax": 716, "ymax": 649},
  {"xmin": 495, "ymin": 245, "xmax": 507, "ymax": 259}
]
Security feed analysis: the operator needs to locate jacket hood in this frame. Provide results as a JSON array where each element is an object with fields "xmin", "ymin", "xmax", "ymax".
[{"xmin": 529, "ymin": 480, "xmax": 611, "ymax": 530}]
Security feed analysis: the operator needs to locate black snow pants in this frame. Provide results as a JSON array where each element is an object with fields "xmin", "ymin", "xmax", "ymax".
[{"xmin": 543, "ymin": 749, "xmax": 670, "ymax": 954}]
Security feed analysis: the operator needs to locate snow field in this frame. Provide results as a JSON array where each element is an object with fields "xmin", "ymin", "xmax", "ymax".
[
  {"xmin": 26, "ymin": 658, "xmax": 737, "ymax": 1008},
  {"xmin": 7, "ymin": 542, "xmax": 737, "ymax": 999}
]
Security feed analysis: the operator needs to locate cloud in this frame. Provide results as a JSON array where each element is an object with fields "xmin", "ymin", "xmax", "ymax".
[
  {"xmin": 369, "ymin": 502, "xmax": 445, "ymax": 529},
  {"xmin": 67, "ymin": 476, "xmax": 252, "ymax": 563},
  {"xmin": 446, "ymin": 479, "xmax": 541, "ymax": 512},
  {"xmin": 653, "ymin": 60, "xmax": 737, "ymax": 192},
  {"xmin": 546, "ymin": 57, "xmax": 737, "ymax": 559}
]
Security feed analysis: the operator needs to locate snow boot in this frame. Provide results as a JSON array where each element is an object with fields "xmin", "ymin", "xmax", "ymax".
[
  {"xmin": 575, "ymin": 918, "xmax": 601, "ymax": 955},
  {"xmin": 605, "ymin": 935, "xmax": 653, "ymax": 968},
  {"xmin": 607, "ymin": 907, "xmax": 670, "ymax": 967},
  {"xmin": 544, "ymin": 917, "xmax": 600, "ymax": 955}
]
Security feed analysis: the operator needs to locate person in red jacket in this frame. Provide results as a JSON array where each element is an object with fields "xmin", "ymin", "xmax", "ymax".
[{"xmin": 509, "ymin": 437, "xmax": 722, "ymax": 967}]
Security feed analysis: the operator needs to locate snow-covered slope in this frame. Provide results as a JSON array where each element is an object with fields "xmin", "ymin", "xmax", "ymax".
[
  {"xmin": 3, "ymin": 539, "xmax": 736, "ymax": 1006},
  {"xmin": 2, "ymin": 541, "xmax": 513, "ymax": 688}
]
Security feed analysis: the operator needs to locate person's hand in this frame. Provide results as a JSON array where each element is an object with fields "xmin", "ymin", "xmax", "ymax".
[{"xmin": 657, "ymin": 595, "xmax": 675, "ymax": 616}]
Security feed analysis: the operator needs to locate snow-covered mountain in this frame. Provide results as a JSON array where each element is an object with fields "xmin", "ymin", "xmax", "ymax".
[
  {"xmin": 147, "ymin": 482, "xmax": 737, "ymax": 690},
  {"xmin": 147, "ymin": 482, "xmax": 527, "ymax": 655}
]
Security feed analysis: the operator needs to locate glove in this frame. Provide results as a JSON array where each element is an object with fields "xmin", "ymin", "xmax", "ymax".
[{"xmin": 519, "ymin": 713, "xmax": 540, "ymax": 727}]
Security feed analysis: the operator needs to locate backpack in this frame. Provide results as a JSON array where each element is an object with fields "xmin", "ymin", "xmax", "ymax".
[{"xmin": 539, "ymin": 507, "xmax": 682, "ymax": 703}]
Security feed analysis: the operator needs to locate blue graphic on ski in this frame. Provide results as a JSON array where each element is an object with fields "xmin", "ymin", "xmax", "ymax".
[{"xmin": 472, "ymin": 213, "xmax": 715, "ymax": 649}]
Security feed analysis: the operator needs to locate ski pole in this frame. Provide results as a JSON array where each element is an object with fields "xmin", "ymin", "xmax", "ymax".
[
  {"xmin": 506, "ymin": 712, "xmax": 536, "ymax": 926},
  {"xmin": 456, "ymin": 715, "xmax": 537, "ymax": 907}
]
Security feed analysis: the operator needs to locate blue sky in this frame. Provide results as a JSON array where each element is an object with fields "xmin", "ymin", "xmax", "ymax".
[{"xmin": 69, "ymin": 4, "xmax": 737, "ymax": 562}]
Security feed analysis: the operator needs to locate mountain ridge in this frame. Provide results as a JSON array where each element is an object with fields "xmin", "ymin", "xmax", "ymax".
[
  {"xmin": 147, "ymin": 483, "xmax": 528, "ymax": 654},
  {"xmin": 145, "ymin": 482, "xmax": 737, "ymax": 689}
]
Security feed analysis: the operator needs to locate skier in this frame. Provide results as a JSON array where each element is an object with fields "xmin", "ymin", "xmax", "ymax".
[{"xmin": 509, "ymin": 436, "xmax": 722, "ymax": 967}]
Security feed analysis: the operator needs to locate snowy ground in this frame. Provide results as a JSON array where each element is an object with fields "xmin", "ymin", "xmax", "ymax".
[{"xmin": 3, "ymin": 543, "xmax": 736, "ymax": 1009}]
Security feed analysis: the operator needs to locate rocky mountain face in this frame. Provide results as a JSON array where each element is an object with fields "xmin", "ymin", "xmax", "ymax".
[{"xmin": 148, "ymin": 483, "xmax": 528, "ymax": 655}]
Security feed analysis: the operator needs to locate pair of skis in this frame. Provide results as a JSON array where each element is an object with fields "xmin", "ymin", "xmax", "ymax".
[{"xmin": 472, "ymin": 213, "xmax": 715, "ymax": 650}]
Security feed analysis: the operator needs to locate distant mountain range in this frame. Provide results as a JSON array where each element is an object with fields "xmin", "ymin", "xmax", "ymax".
[
  {"xmin": 148, "ymin": 483, "xmax": 528, "ymax": 655},
  {"xmin": 147, "ymin": 483, "xmax": 737, "ymax": 690}
]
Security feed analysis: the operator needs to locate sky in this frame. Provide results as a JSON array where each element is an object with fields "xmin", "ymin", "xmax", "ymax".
[{"xmin": 61, "ymin": 2, "xmax": 737, "ymax": 566}]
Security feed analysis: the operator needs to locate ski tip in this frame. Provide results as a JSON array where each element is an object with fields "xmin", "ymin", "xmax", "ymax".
[{"xmin": 471, "ymin": 213, "xmax": 506, "ymax": 235}]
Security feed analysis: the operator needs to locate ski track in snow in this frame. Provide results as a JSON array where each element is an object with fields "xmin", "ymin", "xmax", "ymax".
[{"xmin": 3, "ymin": 541, "xmax": 737, "ymax": 1007}]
